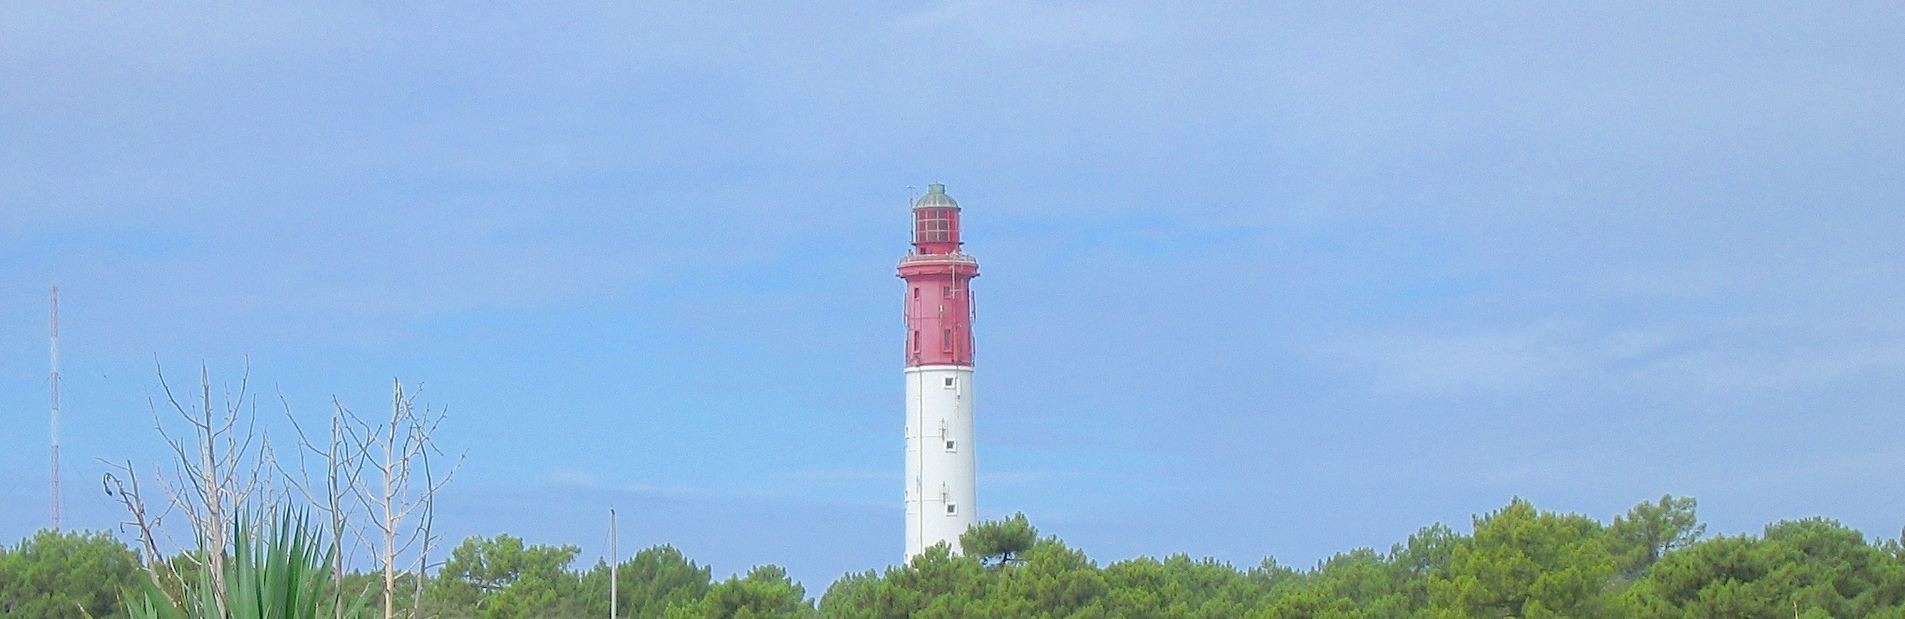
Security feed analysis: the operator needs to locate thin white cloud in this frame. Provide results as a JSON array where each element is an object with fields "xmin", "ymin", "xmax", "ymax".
[
  {"xmin": 893, "ymin": 1, "xmax": 1146, "ymax": 52},
  {"xmin": 1309, "ymin": 311, "xmax": 1903, "ymax": 401}
]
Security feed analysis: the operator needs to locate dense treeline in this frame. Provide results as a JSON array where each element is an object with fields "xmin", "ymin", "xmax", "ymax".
[
  {"xmin": 826, "ymin": 500, "xmax": 1905, "ymax": 618},
  {"xmin": 7, "ymin": 495, "xmax": 1905, "ymax": 618}
]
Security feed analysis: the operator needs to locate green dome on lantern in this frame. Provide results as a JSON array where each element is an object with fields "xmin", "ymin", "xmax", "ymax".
[{"xmin": 913, "ymin": 183, "xmax": 959, "ymax": 208}]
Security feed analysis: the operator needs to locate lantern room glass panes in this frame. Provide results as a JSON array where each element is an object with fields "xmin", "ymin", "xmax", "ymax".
[{"xmin": 915, "ymin": 208, "xmax": 953, "ymax": 243}]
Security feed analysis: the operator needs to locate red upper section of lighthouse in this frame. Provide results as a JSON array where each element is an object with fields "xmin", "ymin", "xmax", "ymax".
[{"xmin": 900, "ymin": 183, "xmax": 979, "ymax": 367}]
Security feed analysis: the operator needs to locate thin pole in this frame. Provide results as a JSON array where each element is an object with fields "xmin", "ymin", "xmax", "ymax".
[
  {"xmin": 50, "ymin": 286, "xmax": 61, "ymax": 532},
  {"xmin": 609, "ymin": 507, "xmax": 618, "ymax": 619}
]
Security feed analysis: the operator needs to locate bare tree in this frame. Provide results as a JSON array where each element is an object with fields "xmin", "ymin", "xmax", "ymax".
[
  {"xmin": 165, "ymin": 364, "xmax": 265, "ymax": 615},
  {"xmin": 101, "ymin": 361, "xmax": 272, "ymax": 615},
  {"xmin": 102, "ymin": 459, "xmax": 169, "ymax": 596},
  {"xmin": 414, "ymin": 449, "xmax": 439, "ymax": 617},
  {"xmin": 344, "ymin": 379, "xmax": 462, "ymax": 619},
  {"xmin": 102, "ymin": 362, "xmax": 459, "ymax": 619},
  {"xmin": 283, "ymin": 378, "xmax": 462, "ymax": 619},
  {"xmin": 282, "ymin": 395, "xmax": 375, "ymax": 619}
]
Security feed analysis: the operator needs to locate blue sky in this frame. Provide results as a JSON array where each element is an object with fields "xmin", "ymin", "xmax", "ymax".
[{"xmin": 3, "ymin": 2, "xmax": 1903, "ymax": 589}]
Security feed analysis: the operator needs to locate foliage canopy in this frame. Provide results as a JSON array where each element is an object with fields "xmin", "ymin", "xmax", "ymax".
[{"xmin": 24, "ymin": 495, "xmax": 1905, "ymax": 618}]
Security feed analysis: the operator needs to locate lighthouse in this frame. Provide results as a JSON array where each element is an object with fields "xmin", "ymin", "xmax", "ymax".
[{"xmin": 900, "ymin": 183, "xmax": 980, "ymax": 559}]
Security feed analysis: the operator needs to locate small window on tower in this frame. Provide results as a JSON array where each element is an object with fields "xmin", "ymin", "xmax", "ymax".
[
  {"xmin": 945, "ymin": 439, "xmax": 957, "ymax": 452},
  {"xmin": 942, "ymin": 286, "xmax": 953, "ymax": 298},
  {"xmin": 914, "ymin": 287, "xmax": 920, "ymax": 299},
  {"xmin": 942, "ymin": 329, "xmax": 952, "ymax": 350},
  {"xmin": 943, "ymin": 377, "xmax": 956, "ymax": 388},
  {"xmin": 945, "ymin": 504, "xmax": 958, "ymax": 516}
]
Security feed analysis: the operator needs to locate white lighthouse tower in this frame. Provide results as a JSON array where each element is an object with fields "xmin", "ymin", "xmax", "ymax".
[{"xmin": 900, "ymin": 183, "xmax": 980, "ymax": 560}]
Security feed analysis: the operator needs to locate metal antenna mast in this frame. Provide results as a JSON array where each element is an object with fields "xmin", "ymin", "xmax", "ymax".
[
  {"xmin": 609, "ymin": 507, "xmax": 618, "ymax": 619},
  {"xmin": 50, "ymin": 285, "xmax": 61, "ymax": 531}
]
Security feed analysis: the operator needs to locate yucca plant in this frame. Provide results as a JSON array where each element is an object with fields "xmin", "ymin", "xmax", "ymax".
[{"xmin": 125, "ymin": 510, "xmax": 372, "ymax": 619}]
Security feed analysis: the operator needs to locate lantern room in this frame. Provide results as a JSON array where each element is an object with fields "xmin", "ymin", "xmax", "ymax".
[{"xmin": 912, "ymin": 183, "xmax": 962, "ymax": 254}]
